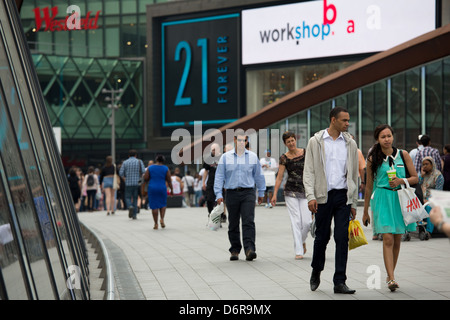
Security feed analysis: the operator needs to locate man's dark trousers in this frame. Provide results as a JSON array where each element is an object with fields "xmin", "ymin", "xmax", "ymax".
[
  {"xmin": 226, "ymin": 188, "xmax": 256, "ymax": 254},
  {"xmin": 311, "ymin": 189, "xmax": 351, "ymax": 285}
]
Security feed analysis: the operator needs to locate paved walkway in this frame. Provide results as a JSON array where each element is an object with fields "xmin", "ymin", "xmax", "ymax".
[{"xmin": 78, "ymin": 205, "xmax": 450, "ymax": 301}]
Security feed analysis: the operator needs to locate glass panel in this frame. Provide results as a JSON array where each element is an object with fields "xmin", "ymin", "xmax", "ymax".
[
  {"xmin": 88, "ymin": 29, "xmax": 103, "ymax": 57},
  {"xmin": 287, "ymin": 111, "xmax": 308, "ymax": 148},
  {"xmin": 122, "ymin": 0, "xmax": 137, "ymax": 14},
  {"xmin": 426, "ymin": 61, "xmax": 444, "ymax": 149},
  {"xmin": 105, "ymin": 27, "xmax": 119, "ymax": 57},
  {"xmin": 445, "ymin": 57, "xmax": 450, "ymax": 145},
  {"xmin": 310, "ymin": 102, "xmax": 331, "ymax": 135},
  {"xmin": 70, "ymin": 30, "xmax": 87, "ymax": 57},
  {"xmin": 246, "ymin": 61, "xmax": 356, "ymax": 113},
  {"xmin": 1, "ymin": 0, "xmax": 90, "ymax": 299},
  {"xmin": 391, "ymin": 73, "xmax": 406, "ymax": 150},
  {"xmin": 104, "ymin": 0, "xmax": 120, "ymax": 15},
  {"xmin": 87, "ymin": 0, "xmax": 103, "ymax": 12},
  {"xmin": 405, "ymin": 69, "xmax": 421, "ymax": 151},
  {"xmin": 0, "ymin": 160, "xmax": 29, "ymax": 300}
]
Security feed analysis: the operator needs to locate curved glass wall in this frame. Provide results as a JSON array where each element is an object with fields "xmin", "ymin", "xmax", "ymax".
[{"xmin": 0, "ymin": 1, "xmax": 89, "ymax": 299}]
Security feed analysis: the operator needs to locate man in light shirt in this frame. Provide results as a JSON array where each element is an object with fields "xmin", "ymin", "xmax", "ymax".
[
  {"xmin": 303, "ymin": 107, "xmax": 359, "ymax": 294},
  {"xmin": 214, "ymin": 131, "xmax": 266, "ymax": 261}
]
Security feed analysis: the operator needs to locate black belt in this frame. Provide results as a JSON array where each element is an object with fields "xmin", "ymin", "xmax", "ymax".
[
  {"xmin": 382, "ymin": 187, "xmax": 400, "ymax": 192},
  {"xmin": 227, "ymin": 187, "xmax": 254, "ymax": 192}
]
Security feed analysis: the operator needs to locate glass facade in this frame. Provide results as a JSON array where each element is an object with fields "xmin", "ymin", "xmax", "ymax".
[
  {"xmin": 0, "ymin": 1, "xmax": 89, "ymax": 299},
  {"xmin": 18, "ymin": 0, "xmax": 166, "ymax": 167},
  {"xmin": 246, "ymin": 60, "xmax": 357, "ymax": 114},
  {"xmin": 267, "ymin": 57, "xmax": 450, "ymax": 158}
]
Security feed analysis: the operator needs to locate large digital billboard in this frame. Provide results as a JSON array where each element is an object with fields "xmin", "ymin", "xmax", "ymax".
[
  {"xmin": 161, "ymin": 13, "xmax": 240, "ymax": 127},
  {"xmin": 242, "ymin": 0, "xmax": 436, "ymax": 65}
]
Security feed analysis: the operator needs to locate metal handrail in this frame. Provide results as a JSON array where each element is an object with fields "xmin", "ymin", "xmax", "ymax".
[{"xmin": 80, "ymin": 222, "xmax": 115, "ymax": 300}]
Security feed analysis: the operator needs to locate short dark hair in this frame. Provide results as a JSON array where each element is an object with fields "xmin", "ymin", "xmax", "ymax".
[
  {"xmin": 420, "ymin": 135, "xmax": 430, "ymax": 146},
  {"xmin": 282, "ymin": 131, "xmax": 296, "ymax": 143},
  {"xmin": 155, "ymin": 154, "xmax": 165, "ymax": 163},
  {"xmin": 129, "ymin": 149, "xmax": 137, "ymax": 157},
  {"xmin": 444, "ymin": 144, "xmax": 450, "ymax": 153},
  {"xmin": 329, "ymin": 106, "xmax": 348, "ymax": 122}
]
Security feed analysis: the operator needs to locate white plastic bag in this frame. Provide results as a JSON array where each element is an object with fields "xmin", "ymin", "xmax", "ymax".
[
  {"xmin": 208, "ymin": 202, "xmax": 224, "ymax": 231},
  {"xmin": 398, "ymin": 178, "xmax": 428, "ymax": 225}
]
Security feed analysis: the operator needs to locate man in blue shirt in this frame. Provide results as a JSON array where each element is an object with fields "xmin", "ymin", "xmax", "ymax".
[
  {"xmin": 214, "ymin": 132, "xmax": 266, "ymax": 261},
  {"xmin": 119, "ymin": 149, "xmax": 145, "ymax": 219}
]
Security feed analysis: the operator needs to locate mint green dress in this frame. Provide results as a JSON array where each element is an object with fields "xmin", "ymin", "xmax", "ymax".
[{"xmin": 370, "ymin": 149, "xmax": 416, "ymax": 234}]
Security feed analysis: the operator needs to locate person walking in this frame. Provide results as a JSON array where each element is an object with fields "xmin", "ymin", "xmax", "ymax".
[
  {"xmin": 182, "ymin": 171, "xmax": 195, "ymax": 207},
  {"xmin": 260, "ymin": 150, "xmax": 278, "ymax": 208},
  {"xmin": 203, "ymin": 143, "xmax": 223, "ymax": 219},
  {"xmin": 119, "ymin": 149, "xmax": 145, "ymax": 220},
  {"xmin": 83, "ymin": 166, "xmax": 99, "ymax": 212},
  {"xmin": 414, "ymin": 134, "xmax": 442, "ymax": 174},
  {"xmin": 271, "ymin": 131, "xmax": 311, "ymax": 260},
  {"xmin": 144, "ymin": 155, "xmax": 173, "ymax": 229},
  {"xmin": 303, "ymin": 107, "xmax": 358, "ymax": 294},
  {"xmin": 68, "ymin": 167, "xmax": 81, "ymax": 212},
  {"xmin": 100, "ymin": 155, "xmax": 118, "ymax": 216},
  {"xmin": 362, "ymin": 124, "xmax": 418, "ymax": 292},
  {"xmin": 214, "ymin": 131, "xmax": 266, "ymax": 261},
  {"xmin": 409, "ymin": 135, "xmax": 423, "ymax": 164},
  {"xmin": 171, "ymin": 170, "xmax": 183, "ymax": 196},
  {"xmin": 193, "ymin": 173, "xmax": 202, "ymax": 207}
]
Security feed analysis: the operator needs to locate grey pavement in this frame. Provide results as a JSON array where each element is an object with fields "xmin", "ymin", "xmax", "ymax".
[{"xmin": 78, "ymin": 204, "xmax": 450, "ymax": 301}]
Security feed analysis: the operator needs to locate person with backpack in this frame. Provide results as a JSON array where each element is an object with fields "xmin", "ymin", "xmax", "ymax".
[{"xmin": 83, "ymin": 166, "xmax": 99, "ymax": 212}]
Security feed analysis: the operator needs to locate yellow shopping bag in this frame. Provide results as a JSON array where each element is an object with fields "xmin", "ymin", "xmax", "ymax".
[{"xmin": 348, "ymin": 220, "xmax": 368, "ymax": 250}]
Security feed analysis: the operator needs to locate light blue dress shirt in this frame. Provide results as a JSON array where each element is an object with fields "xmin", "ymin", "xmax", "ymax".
[{"xmin": 214, "ymin": 148, "xmax": 266, "ymax": 200}]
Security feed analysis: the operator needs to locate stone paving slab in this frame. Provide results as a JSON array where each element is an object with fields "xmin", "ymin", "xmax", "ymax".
[{"xmin": 78, "ymin": 204, "xmax": 450, "ymax": 301}]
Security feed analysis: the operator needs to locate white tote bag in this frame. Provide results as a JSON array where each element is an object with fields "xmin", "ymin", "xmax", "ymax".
[
  {"xmin": 208, "ymin": 202, "xmax": 224, "ymax": 231},
  {"xmin": 398, "ymin": 178, "xmax": 428, "ymax": 225}
]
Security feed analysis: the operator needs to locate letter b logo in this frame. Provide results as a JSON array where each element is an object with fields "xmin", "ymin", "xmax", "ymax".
[{"xmin": 323, "ymin": 0, "xmax": 337, "ymax": 25}]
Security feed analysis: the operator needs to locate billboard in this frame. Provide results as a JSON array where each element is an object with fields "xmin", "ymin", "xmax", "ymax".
[
  {"xmin": 161, "ymin": 13, "xmax": 240, "ymax": 127},
  {"xmin": 242, "ymin": 0, "xmax": 436, "ymax": 65}
]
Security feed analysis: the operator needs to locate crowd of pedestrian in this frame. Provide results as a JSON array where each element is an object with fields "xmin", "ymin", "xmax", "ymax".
[{"xmin": 67, "ymin": 107, "xmax": 450, "ymax": 295}]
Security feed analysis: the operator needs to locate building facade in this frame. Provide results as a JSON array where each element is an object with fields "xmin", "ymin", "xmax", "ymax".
[{"xmin": 19, "ymin": 0, "xmax": 450, "ymax": 169}]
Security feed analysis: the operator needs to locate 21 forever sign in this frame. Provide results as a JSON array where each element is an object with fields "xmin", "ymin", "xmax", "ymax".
[
  {"xmin": 161, "ymin": 14, "xmax": 240, "ymax": 127},
  {"xmin": 242, "ymin": 0, "xmax": 436, "ymax": 65}
]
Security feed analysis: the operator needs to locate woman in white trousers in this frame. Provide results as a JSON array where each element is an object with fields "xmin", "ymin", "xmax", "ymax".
[{"xmin": 271, "ymin": 131, "xmax": 312, "ymax": 259}]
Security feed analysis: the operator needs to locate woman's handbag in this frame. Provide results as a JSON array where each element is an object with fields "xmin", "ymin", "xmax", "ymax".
[
  {"xmin": 348, "ymin": 220, "xmax": 368, "ymax": 250},
  {"xmin": 399, "ymin": 150, "xmax": 423, "ymax": 203},
  {"xmin": 398, "ymin": 178, "xmax": 428, "ymax": 225}
]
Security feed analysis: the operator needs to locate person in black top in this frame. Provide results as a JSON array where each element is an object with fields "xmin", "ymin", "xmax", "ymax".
[
  {"xmin": 68, "ymin": 167, "xmax": 81, "ymax": 212},
  {"xmin": 202, "ymin": 143, "xmax": 223, "ymax": 220}
]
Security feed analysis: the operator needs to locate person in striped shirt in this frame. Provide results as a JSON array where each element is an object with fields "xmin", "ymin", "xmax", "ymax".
[
  {"xmin": 413, "ymin": 135, "xmax": 442, "ymax": 174},
  {"xmin": 119, "ymin": 149, "xmax": 145, "ymax": 219}
]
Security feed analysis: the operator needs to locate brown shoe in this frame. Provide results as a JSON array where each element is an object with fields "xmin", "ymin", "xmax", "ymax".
[
  {"xmin": 230, "ymin": 252, "xmax": 239, "ymax": 261},
  {"xmin": 245, "ymin": 249, "xmax": 257, "ymax": 261}
]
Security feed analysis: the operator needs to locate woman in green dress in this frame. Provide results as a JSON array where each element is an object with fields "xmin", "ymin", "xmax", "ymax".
[{"xmin": 362, "ymin": 124, "xmax": 418, "ymax": 292}]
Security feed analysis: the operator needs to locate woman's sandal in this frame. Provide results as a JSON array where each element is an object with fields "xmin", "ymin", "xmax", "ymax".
[
  {"xmin": 387, "ymin": 279, "xmax": 399, "ymax": 292},
  {"xmin": 153, "ymin": 223, "xmax": 158, "ymax": 230},
  {"xmin": 160, "ymin": 220, "xmax": 165, "ymax": 228}
]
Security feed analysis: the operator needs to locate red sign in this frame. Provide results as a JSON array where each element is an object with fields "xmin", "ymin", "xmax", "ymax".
[{"xmin": 33, "ymin": 6, "xmax": 100, "ymax": 32}]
